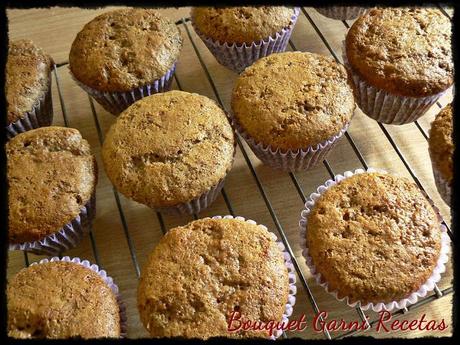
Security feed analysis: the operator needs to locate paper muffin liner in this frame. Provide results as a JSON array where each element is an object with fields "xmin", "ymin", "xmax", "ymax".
[
  {"xmin": 33, "ymin": 256, "xmax": 127, "ymax": 338},
  {"xmin": 299, "ymin": 168, "xmax": 450, "ymax": 312},
  {"xmin": 230, "ymin": 112, "xmax": 349, "ymax": 171},
  {"xmin": 342, "ymin": 40, "xmax": 448, "ymax": 125},
  {"xmin": 211, "ymin": 215, "xmax": 297, "ymax": 339},
  {"xmin": 69, "ymin": 63, "xmax": 176, "ymax": 115},
  {"xmin": 315, "ymin": 7, "xmax": 366, "ymax": 20},
  {"xmin": 6, "ymin": 70, "xmax": 54, "ymax": 139},
  {"xmin": 9, "ymin": 194, "xmax": 96, "ymax": 256},
  {"xmin": 432, "ymin": 165, "xmax": 451, "ymax": 206},
  {"xmin": 191, "ymin": 8, "xmax": 300, "ymax": 74}
]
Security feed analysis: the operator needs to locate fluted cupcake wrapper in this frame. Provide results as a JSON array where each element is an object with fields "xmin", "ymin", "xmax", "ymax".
[
  {"xmin": 432, "ymin": 165, "xmax": 451, "ymax": 206},
  {"xmin": 33, "ymin": 256, "xmax": 127, "ymax": 338},
  {"xmin": 6, "ymin": 70, "xmax": 54, "ymax": 139},
  {"xmin": 69, "ymin": 63, "xmax": 176, "ymax": 115},
  {"xmin": 230, "ymin": 112, "xmax": 349, "ymax": 172},
  {"xmin": 9, "ymin": 194, "xmax": 96, "ymax": 256},
  {"xmin": 211, "ymin": 215, "xmax": 297, "ymax": 340},
  {"xmin": 191, "ymin": 8, "xmax": 300, "ymax": 74},
  {"xmin": 342, "ymin": 41, "xmax": 448, "ymax": 125},
  {"xmin": 299, "ymin": 168, "xmax": 450, "ymax": 312},
  {"xmin": 315, "ymin": 7, "xmax": 366, "ymax": 20}
]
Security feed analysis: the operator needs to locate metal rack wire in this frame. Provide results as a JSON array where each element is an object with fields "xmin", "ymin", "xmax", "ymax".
[{"xmin": 17, "ymin": 6, "xmax": 453, "ymax": 340}]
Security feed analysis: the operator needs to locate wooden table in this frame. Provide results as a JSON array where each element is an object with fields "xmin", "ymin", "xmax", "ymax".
[{"xmin": 6, "ymin": 6, "xmax": 454, "ymax": 339}]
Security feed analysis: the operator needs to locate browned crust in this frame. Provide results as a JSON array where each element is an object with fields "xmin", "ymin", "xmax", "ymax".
[
  {"xmin": 231, "ymin": 51, "xmax": 355, "ymax": 150},
  {"xmin": 306, "ymin": 172, "xmax": 442, "ymax": 305},
  {"xmin": 429, "ymin": 104, "xmax": 453, "ymax": 184},
  {"xmin": 69, "ymin": 8, "xmax": 182, "ymax": 92},
  {"xmin": 102, "ymin": 91, "xmax": 235, "ymax": 208},
  {"xmin": 7, "ymin": 127, "xmax": 97, "ymax": 244},
  {"xmin": 191, "ymin": 6, "xmax": 295, "ymax": 44},
  {"xmin": 8, "ymin": 261, "xmax": 120, "ymax": 338},
  {"xmin": 345, "ymin": 8, "xmax": 453, "ymax": 97},
  {"xmin": 137, "ymin": 218, "xmax": 289, "ymax": 338},
  {"xmin": 7, "ymin": 39, "xmax": 53, "ymax": 124}
]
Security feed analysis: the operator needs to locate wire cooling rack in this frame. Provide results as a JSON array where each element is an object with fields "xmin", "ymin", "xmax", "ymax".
[{"xmin": 8, "ymin": 5, "xmax": 453, "ymax": 339}]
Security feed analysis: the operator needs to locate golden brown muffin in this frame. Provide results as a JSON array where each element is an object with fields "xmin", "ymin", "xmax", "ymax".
[
  {"xmin": 231, "ymin": 51, "xmax": 355, "ymax": 150},
  {"xmin": 102, "ymin": 91, "xmax": 235, "ymax": 209},
  {"xmin": 429, "ymin": 104, "xmax": 453, "ymax": 186},
  {"xmin": 7, "ymin": 39, "xmax": 53, "ymax": 124},
  {"xmin": 7, "ymin": 127, "xmax": 97, "ymax": 244},
  {"xmin": 137, "ymin": 217, "xmax": 289, "ymax": 338},
  {"xmin": 345, "ymin": 7, "xmax": 453, "ymax": 97},
  {"xmin": 8, "ymin": 261, "xmax": 120, "ymax": 338},
  {"xmin": 69, "ymin": 8, "xmax": 182, "ymax": 92},
  {"xmin": 306, "ymin": 172, "xmax": 442, "ymax": 305},
  {"xmin": 191, "ymin": 6, "xmax": 296, "ymax": 43}
]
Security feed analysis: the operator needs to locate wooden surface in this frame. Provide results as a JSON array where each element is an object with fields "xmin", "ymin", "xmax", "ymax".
[{"xmin": 6, "ymin": 6, "xmax": 454, "ymax": 339}]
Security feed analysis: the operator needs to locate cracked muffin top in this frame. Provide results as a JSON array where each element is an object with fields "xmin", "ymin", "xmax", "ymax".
[
  {"xmin": 7, "ymin": 39, "xmax": 53, "ymax": 124},
  {"xmin": 429, "ymin": 104, "xmax": 453, "ymax": 185},
  {"xmin": 8, "ymin": 261, "xmax": 120, "ymax": 339},
  {"xmin": 137, "ymin": 217, "xmax": 289, "ymax": 338},
  {"xmin": 191, "ymin": 6, "xmax": 296, "ymax": 44},
  {"xmin": 102, "ymin": 91, "xmax": 235, "ymax": 208},
  {"xmin": 306, "ymin": 172, "xmax": 442, "ymax": 305},
  {"xmin": 69, "ymin": 8, "xmax": 182, "ymax": 92},
  {"xmin": 7, "ymin": 127, "xmax": 97, "ymax": 244},
  {"xmin": 231, "ymin": 51, "xmax": 355, "ymax": 150},
  {"xmin": 345, "ymin": 7, "xmax": 453, "ymax": 97}
]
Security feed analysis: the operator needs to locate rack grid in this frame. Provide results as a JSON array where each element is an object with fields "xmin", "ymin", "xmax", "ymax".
[{"xmin": 8, "ymin": 5, "xmax": 453, "ymax": 340}]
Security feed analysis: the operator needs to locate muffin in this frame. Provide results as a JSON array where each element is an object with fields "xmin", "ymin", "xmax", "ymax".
[
  {"xmin": 7, "ymin": 126, "xmax": 97, "ymax": 255},
  {"xmin": 344, "ymin": 8, "xmax": 453, "ymax": 124},
  {"xmin": 69, "ymin": 8, "xmax": 182, "ymax": 115},
  {"xmin": 102, "ymin": 90, "xmax": 235, "ymax": 214},
  {"xmin": 6, "ymin": 39, "xmax": 54, "ymax": 139},
  {"xmin": 231, "ymin": 51, "xmax": 355, "ymax": 171},
  {"xmin": 300, "ymin": 170, "xmax": 449, "ymax": 310},
  {"xmin": 191, "ymin": 6, "xmax": 299, "ymax": 73},
  {"xmin": 8, "ymin": 257, "xmax": 124, "ymax": 339},
  {"xmin": 137, "ymin": 216, "xmax": 295, "ymax": 339},
  {"xmin": 315, "ymin": 6, "xmax": 366, "ymax": 20},
  {"xmin": 429, "ymin": 104, "xmax": 453, "ymax": 206}
]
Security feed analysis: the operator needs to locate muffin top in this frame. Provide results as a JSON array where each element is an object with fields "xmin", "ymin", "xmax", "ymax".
[
  {"xmin": 231, "ymin": 51, "xmax": 355, "ymax": 150},
  {"xmin": 8, "ymin": 261, "xmax": 120, "ymax": 339},
  {"xmin": 102, "ymin": 91, "xmax": 235, "ymax": 209},
  {"xmin": 429, "ymin": 104, "xmax": 453, "ymax": 184},
  {"xmin": 191, "ymin": 6, "xmax": 296, "ymax": 44},
  {"xmin": 138, "ymin": 217, "xmax": 289, "ymax": 338},
  {"xmin": 69, "ymin": 8, "xmax": 182, "ymax": 92},
  {"xmin": 7, "ymin": 39, "xmax": 53, "ymax": 124},
  {"xmin": 345, "ymin": 8, "xmax": 453, "ymax": 97},
  {"xmin": 306, "ymin": 172, "xmax": 442, "ymax": 305},
  {"xmin": 7, "ymin": 127, "xmax": 97, "ymax": 244}
]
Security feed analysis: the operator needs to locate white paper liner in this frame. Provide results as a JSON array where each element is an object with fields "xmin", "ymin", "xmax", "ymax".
[
  {"xmin": 299, "ymin": 168, "xmax": 450, "ymax": 312},
  {"xmin": 9, "ymin": 194, "xmax": 96, "ymax": 255},
  {"xmin": 342, "ymin": 40, "xmax": 449, "ymax": 125},
  {"xmin": 315, "ymin": 7, "xmax": 366, "ymax": 20},
  {"xmin": 432, "ymin": 165, "xmax": 451, "ymax": 206},
  {"xmin": 6, "ymin": 70, "xmax": 54, "ymax": 139},
  {"xmin": 211, "ymin": 215, "xmax": 297, "ymax": 339},
  {"xmin": 69, "ymin": 63, "xmax": 176, "ymax": 115},
  {"xmin": 230, "ymin": 112, "xmax": 349, "ymax": 171},
  {"xmin": 32, "ymin": 256, "xmax": 127, "ymax": 338},
  {"xmin": 191, "ymin": 8, "xmax": 300, "ymax": 74}
]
